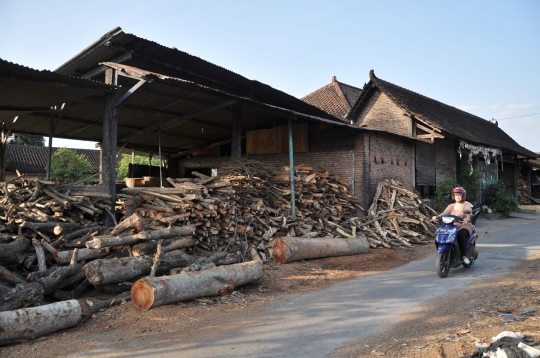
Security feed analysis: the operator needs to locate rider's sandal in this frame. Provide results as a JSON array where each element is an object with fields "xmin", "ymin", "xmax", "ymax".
[{"xmin": 462, "ymin": 256, "xmax": 470, "ymax": 265}]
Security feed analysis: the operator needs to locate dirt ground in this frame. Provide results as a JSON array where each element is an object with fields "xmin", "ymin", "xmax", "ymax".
[
  {"xmin": 333, "ymin": 253, "xmax": 540, "ymax": 358},
  {"xmin": 1, "ymin": 244, "xmax": 433, "ymax": 357}
]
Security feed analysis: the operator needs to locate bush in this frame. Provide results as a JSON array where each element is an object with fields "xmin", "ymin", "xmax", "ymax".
[
  {"xmin": 49, "ymin": 148, "xmax": 96, "ymax": 183},
  {"xmin": 434, "ymin": 178, "xmax": 459, "ymax": 212},
  {"xmin": 485, "ymin": 180, "xmax": 519, "ymax": 215}
]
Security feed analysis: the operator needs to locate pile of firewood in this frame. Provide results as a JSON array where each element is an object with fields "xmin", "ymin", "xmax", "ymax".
[
  {"xmin": 518, "ymin": 173, "xmax": 540, "ymax": 205},
  {"xmin": 360, "ymin": 179, "xmax": 438, "ymax": 248},
  {"xmin": 0, "ymin": 162, "xmax": 437, "ymax": 323}
]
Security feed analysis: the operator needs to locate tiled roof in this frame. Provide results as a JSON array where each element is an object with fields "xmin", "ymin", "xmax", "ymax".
[
  {"xmin": 6, "ymin": 145, "xmax": 101, "ymax": 174},
  {"xmin": 349, "ymin": 71, "xmax": 537, "ymax": 158},
  {"xmin": 301, "ymin": 77, "xmax": 362, "ymax": 121}
]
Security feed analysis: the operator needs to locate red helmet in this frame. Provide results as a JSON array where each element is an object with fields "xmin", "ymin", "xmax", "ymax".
[{"xmin": 452, "ymin": 187, "xmax": 466, "ymax": 195}]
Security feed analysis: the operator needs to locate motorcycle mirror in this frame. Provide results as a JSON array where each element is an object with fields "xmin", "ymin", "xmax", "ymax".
[{"xmin": 463, "ymin": 210, "xmax": 472, "ymax": 214}]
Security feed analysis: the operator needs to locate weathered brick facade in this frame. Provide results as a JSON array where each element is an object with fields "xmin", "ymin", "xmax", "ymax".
[
  {"xmin": 175, "ymin": 149, "xmax": 356, "ymax": 192},
  {"xmin": 173, "ymin": 130, "xmax": 417, "ymax": 208},
  {"xmin": 361, "ymin": 132, "xmax": 415, "ymax": 207},
  {"xmin": 354, "ymin": 90, "xmax": 412, "ymax": 137}
]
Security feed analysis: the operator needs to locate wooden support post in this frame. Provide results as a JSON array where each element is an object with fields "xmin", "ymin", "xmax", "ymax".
[
  {"xmin": 231, "ymin": 103, "xmax": 242, "ymax": 160},
  {"xmin": 46, "ymin": 107, "xmax": 54, "ymax": 180},
  {"xmin": 102, "ymin": 69, "xmax": 118, "ymax": 226},
  {"xmin": 513, "ymin": 155, "xmax": 519, "ymax": 198},
  {"xmin": 526, "ymin": 165, "xmax": 532, "ymax": 197},
  {"xmin": 288, "ymin": 117, "xmax": 296, "ymax": 217},
  {"xmin": 158, "ymin": 129, "xmax": 163, "ymax": 187}
]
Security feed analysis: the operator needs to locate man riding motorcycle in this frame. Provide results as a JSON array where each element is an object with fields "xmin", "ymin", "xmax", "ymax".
[{"xmin": 432, "ymin": 187, "xmax": 473, "ymax": 265}]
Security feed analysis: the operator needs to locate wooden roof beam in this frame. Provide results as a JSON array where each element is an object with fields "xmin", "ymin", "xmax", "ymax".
[{"xmin": 118, "ymin": 99, "xmax": 237, "ymax": 142}]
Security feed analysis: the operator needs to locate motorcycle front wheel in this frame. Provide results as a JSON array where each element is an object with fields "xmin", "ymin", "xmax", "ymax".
[{"xmin": 436, "ymin": 251, "xmax": 451, "ymax": 278}]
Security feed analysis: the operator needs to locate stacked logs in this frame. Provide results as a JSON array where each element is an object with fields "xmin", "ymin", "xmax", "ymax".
[
  {"xmin": 0, "ymin": 178, "xmax": 114, "ymax": 314},
  {"xmin": 518, "ymin": 173, "xmax": 540, "ymax": 205},
  {"xmin": 360, "ymin": 179, "xmax": 438, "ymax": 248},
  {"xmin": 0, "ymin": 163, "xmax": 437, "ymax": 327}
]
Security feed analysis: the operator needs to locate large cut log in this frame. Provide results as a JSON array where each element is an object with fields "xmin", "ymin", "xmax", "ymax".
[
  {"xmin": 85, "ymin": 226, "xmax": 195, "ymax": 249},
  {"xmin": 131, "ymin": 260, "xmax": 264, "ymax": 310},
  {"xmin": 54, "ymin": 248, "xmax": 110, "ymax": 264},
  {"xmin": 0, "ymin": 238, "xmax": 30, "ymax": 264},
  {"xmin": 0, "ymin": 282, "xmax": 44, "ymax": 312},
  {"xmin": 272, "ymin": 236, "xmax": 370, "ymax": 264},
  {"xmin": 0, "ymin": 300, "xmax": 81, "ymax": 345},
  {"xmin": 84, "ymin": 251, "xmax": 196, "ymax": 286}
]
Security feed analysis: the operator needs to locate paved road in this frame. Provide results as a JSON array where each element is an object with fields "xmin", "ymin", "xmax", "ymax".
[{"xmin": 80, "ymin": 217, "xmax": 540, "ymax": 358}]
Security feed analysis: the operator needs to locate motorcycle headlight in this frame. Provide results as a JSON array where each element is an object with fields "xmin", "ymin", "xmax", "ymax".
[{"xmin": 441, "ymin": 217, "xmax": 454, "ymax": 224}]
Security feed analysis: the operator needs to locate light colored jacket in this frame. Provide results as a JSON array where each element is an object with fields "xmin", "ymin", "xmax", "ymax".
[{"xmin": 441, "ymin": 202, "xmax": 473, "ymax": 235}]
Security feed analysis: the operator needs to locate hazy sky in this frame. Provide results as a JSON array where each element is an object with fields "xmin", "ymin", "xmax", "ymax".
[{"xmin": 1, "ymin": 1, "xmax": 539, "ymax": 151}]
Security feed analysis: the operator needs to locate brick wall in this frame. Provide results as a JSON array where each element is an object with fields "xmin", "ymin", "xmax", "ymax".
[
  {"xmin": 354, "ymin": 90, "xmax": 412, "ymax": 137},
  {"xmin": 362, "ymin": 132, "xmax": 415, "ymax": 207},
  {"xmin": 176, "ymin": 150, "xmax": 356, "ymax": 190}
]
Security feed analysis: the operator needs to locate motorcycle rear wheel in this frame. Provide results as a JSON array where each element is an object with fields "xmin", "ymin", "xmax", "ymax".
[{"xmin": 436, "ymin": 251, "xmax": 451, "ymax": 278}]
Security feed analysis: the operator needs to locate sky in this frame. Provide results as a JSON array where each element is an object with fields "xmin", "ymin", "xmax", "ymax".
[{"xmin": 0, "ymin": 0, "xmax": 539, "ymax": 152}]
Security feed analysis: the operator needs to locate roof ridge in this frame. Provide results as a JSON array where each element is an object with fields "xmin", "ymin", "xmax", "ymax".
[
  {"xmin": 332, "ymin": 76, "xmax": 352, "ymax": 109},
  {"xmin": 373, "ymin": 76, "xmax": 494, "ymax": 126}
]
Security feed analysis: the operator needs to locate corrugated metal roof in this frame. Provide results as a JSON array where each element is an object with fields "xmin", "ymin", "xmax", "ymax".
[
  {"xmin": 54, "ymin": 27, "xmax": 337, "ymax": 121},
  {"xmin": 3, "ymin": 59, "xmax": 422, "ymax": 156}
]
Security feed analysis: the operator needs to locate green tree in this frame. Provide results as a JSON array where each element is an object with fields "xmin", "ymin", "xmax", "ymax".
[
  {"xmin": 49, "ymin": 148, "xmax": 96, "ymax": 183},
  {"xmin": 9, "ymin": 134, "xmax": 46, "ymax": 146},
  {"xmin": 117, "ymin": 155, "xmax": 161, "ymax": 182}
]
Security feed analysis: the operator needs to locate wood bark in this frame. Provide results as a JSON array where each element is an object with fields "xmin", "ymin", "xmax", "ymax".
[
  {"xmin": 85, "ymin": 226, "xmax": 195, "ymax": 249},
  {"xmin": 84, "ymin": 250, "xmax": 196, "ymax": 286},
  {"xmin": 53, "ymin": 279, "xmax": 92, "ymax": 301},
  {"xmin": 0, "ymin": 282, "xmax": 44, "ymax": 312},
  {"xmin": 0, "ymin": 265, "xmax": 26, "ymax": 286},
  {"xmin": 38, "ymin": 263, "xmax": 83, "ymax": 295},
  {"xmin": 0, "ymin": 282, "xmax": 11, "ymax": 297},
  {"xmin": 272, "ymin": 236, "xmax": 370, "ymax": 264},
  {"xmin": 82, "ymin": 292, "xmax": 131, "ymax": 322},
  {"xmin": 125, "ymin": 195, "xmax": 144, "ymax": 217},
  {"xmin": 111, "ymin": 213, "xmax": 150, "ymax": 236},
  {"xmin": 0, "ymin": 300, "xmax": 81, "ymax": 346},
  {"xmin": 32, "ymin": 239, "xmax": 47, "ymax": 272},
  {"xmin": 21, "ymin": 221, "xmax": 83, "ymax": 234},
  {"xmin": 54, "ymin": 248, "xmax": 110, "ymax": 264},
  {"xmin": 132, "ymin": 260, "xmax": 264, "ymax": 310},
  {"xmin": 0, "ymin": 238, "xmax": 30, "ymax": 264}
]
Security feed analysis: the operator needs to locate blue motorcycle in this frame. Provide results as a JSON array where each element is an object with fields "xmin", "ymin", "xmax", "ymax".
[{"xmin": 434, "ymin": 210, "xmax": 478, "ymax": 278}]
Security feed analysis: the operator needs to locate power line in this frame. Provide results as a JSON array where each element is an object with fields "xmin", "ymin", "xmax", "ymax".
[{"xmin": 495, "ymin": 112, "xmax": 540, "ymax": 120}]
